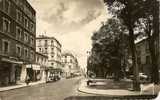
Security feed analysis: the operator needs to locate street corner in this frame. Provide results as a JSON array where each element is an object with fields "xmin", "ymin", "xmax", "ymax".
[{"xmin": 78, "ymin": 79, "xmax": 140, "ymax": 96}]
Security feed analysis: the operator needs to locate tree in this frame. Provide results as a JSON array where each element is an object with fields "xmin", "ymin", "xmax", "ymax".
[
  {"xmin": 103, "ymin": 0, "xmax": 159, "ymax": 90},
  {"xmin": 135, "ymin": 0, "xmax": 159, "ymax": 83},
  {"xmin": 88, "ymin": 18, "xmax": 128, "ymax": 79}
]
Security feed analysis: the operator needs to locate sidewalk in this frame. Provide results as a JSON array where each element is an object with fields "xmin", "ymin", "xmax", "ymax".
[
  {"xmin": 78, "ymin": 79, "xmax": 158, "ymax": 95},
  {"xmin": 0, "ymin": 80, "xmax": 46, "ymax": 92}
]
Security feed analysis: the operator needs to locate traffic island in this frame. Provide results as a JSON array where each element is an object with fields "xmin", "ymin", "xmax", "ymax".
[{"xmin": 78, "ymin": 79, "xmax": 158, "ymax": 96}]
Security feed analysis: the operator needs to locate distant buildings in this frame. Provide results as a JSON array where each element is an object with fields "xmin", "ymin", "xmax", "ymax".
[
  {"xmin": 35, "ymin": 52, "xmax": 48, "ymax": 82},
  {"xmin": 62, "ymin": 52, "xmax": 80, "ymax": 77},
  {"xmin": 0, "ymin": 0, "xmax": 36, "ymax": 86},
  {"xmin": 36, "ymin": 35, "xmax": 62, "ymax": 68},
  {"xmin": 36, "ymin": 35, "xmax": 62, "ymax": 80}
]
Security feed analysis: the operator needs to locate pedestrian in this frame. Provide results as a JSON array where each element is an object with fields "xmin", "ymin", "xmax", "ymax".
[{"xmin": 25, "ymin": 75, "xmax": 30, "ymax": 85}]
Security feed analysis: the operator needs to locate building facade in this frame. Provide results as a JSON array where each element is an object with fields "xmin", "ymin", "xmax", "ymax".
[
  {"xmin": 61, "ymin": 52, "xmax": 79, "ymax": 77},
  {"xmin": 135, "ymin": 37, "xmax": 152, "ymax": 77},
  {"xmin": 36, "ymin": 35, "xmax": 62, "ymax": 69},
  {"xmin": 35, "ymin": 52, "xmax": 48, "ymax": 82},
  {"xmin": 0, "ymin": 0, "xmax": 36, "ymax": 86}
]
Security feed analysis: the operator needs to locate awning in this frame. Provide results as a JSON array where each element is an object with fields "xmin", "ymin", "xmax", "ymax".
[
  {"xmin": 26, "ymin": 64, "xmax": 40, "ymax": 70},
  {"xmin": 1, "ymin": 58, "xmax": 23, "ymax": 64}
]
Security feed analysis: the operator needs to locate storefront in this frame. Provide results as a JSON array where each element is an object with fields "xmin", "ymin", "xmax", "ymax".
[
  {"xmin": 26, "ymin": 64, "xmax": 41, "ymax": 82},
  {"xmin": 0, "ymin": 58, "xmax": 23, "ymax": 87}
]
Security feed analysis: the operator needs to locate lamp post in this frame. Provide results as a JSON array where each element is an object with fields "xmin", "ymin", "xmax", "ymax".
[{"xmin": 86, "ymin": 51, "xmax": 91, "ymax": 77}]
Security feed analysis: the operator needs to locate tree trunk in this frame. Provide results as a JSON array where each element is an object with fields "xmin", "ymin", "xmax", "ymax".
[
  {"xmin": 148, "ymin": 37, "xmax": 159, "ymax": 84},
  {"xmin": 151, "ymin": 0, "xmax": 159, "ymax": 84},
  {"xmin": 128, "ymin": 27, "xmax": 140, "ymax": 91}
]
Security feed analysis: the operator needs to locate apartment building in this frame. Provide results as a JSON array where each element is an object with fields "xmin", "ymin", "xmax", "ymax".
[{"xmin": 0, "ymin": 0, "xmax": 36, "ymax": 86}]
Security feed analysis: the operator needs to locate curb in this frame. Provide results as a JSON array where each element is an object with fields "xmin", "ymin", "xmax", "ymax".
[
  {"xmin": 0, "ymin": 85, "xmax": 29, "ymax": 92},
  {"xmin": 77, "ymin": 79, "xmax": 141, "ymax": 96},
  {"xmin": 77, "ymin": 79, "xmax": 101, "ymax": 95},
  {"xmin": 0, "ymin": 81, "xmax": 46, "ymax": 92}
]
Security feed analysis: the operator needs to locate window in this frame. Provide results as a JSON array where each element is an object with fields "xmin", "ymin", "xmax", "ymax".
[
  {"xmin": 146, "ymin": 56, "xmax": 151, "ymax": 64},
  {"xmin": 51, "ymin": 40, "xmax": 54, "ymax": 46},
  {"xmin": 45, "ymin": 48, "xmax": 48, "ymax": 53},
  {"xmin": 30, "ymin": 51, "xmax": 34, "ymax": 60},
  {"xmin": 24, "ymin": 17, "xmax": 29, "ymax": 28},
  {"xmin": 30, "ymin": 36, "xmax": 34, "ymax": 46},
  {"xmin": 3, "ymin": 0, "xmax": 10, "ymax": 14},
  {"xmin": 16, "ymin": 45, "xmax": 21, "ymax": 57},
  {"xmin": 24, "ymin": 48, "xmax": 28, "ymax": 58},
  {"xmin": 38, "ymin": 40, "xmax": 41, "ymax": 46},
  {"xmin": 24, "ymin": 32, "xmax": 29, "ymax": 42},
  {"xmin": 2, "ymin": 40, "xmax": 9, "ymax": 54},
  {"xmin": 37, "ymin": 57, "xmax": 39, "ymax": 63},
  {"xmin": 145, "ymin": 42, "xmax": 149, "ymax": 52},
  {"xmin": 51, "ymin": 48, "xmax": 54, "ymax": 53},
  {"xmin": 3, "ymin": 17, "xmax": 10, "ymax": 33},
  {"xmin": 45, "ymin": 40, "xmax": 48, "ymax": 46},
  {"xmin": 39, "ymin": 48, "xmax": 41, "ymax": 52},
  {"xmin": 70, "ymin": 59, "xmax": 72, "ymax": 63},
  {"xmin": 16, "ymin": 26, "xmax": 22, "ymax": 40},
  {"xmin": 16, "ymin": 9, "xmax": 22, "ymax": 22},
  {"xmin": 30, "ymin": 23, "xmax": 34, "ymax": 32}
]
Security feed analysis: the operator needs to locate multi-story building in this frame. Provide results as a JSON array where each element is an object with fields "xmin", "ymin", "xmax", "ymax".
[
  {"xmin": 0, "ymin": 0, "xmax": 36, "ymax": 86},
  {"xmin": 135, "ymin": 37, "xmax": 152, "ymax": 77},
  {"xmin": 36, "ymin": 35, "xmax": 62, "ymax": 69},
  {"xmin": 35, "ymin": 52, "xmax": 48, "ymax": 82},
  {"xmin": 61, "ymin": 52, "xmax": 79, "ymax": 77}
]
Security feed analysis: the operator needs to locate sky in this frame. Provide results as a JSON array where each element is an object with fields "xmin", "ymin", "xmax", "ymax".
[{"xmin": 28, "ymin": 0, "xmax": 109, "ymax": 68}]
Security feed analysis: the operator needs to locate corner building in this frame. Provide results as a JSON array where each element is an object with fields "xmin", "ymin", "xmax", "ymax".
[
  {"xmin": 36, "ymin": 35, "xmax": 62, "ymax": 69},
  {"xmin": 0, "ymin": 0, "xmax": 36, "ymax": 86}
]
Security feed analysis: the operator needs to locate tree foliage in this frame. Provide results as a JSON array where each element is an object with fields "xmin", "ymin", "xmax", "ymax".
[
  {"xmin": 104, "ymin": 0, "xmax": 159, "ymax": 90},
  {"xmin": 88, "ymin": 18, "xmax": 128, "ymax": 79}
]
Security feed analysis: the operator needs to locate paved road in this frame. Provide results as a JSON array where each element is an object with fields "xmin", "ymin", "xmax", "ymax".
[{"xmin": 0, "ymin": 77, "xmax": 89, "ymax": 100}]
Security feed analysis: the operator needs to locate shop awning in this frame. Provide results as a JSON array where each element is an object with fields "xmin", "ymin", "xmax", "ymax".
[
  {"xmin": 26, "ymin": 64, "xmax": 40, "ymax": 70},
  {"xmin": 1, "ymin": 58, "xmax": 23, "ymax": 64}
]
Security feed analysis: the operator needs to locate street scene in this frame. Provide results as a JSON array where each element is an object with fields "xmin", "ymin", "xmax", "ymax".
[{"xmin": 0, "ymin": 0, "xmax": 160, "ymax": 100}]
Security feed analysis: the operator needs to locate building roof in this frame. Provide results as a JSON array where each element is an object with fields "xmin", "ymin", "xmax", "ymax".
[
  {"xmin": 26, "ymin": 0, "xmax": 36, "ymax": 14},
  {"xmin": 36, "ymin": 35, "xmax": 62, "ymax": 47},
  {"xmin": 62, "ymin": 52, "xmax": 75, "ymax": 58}
]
